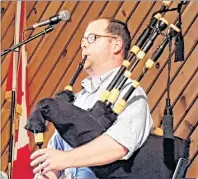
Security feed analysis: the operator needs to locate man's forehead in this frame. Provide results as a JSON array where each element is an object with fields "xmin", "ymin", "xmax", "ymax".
[{"xmin": 84, "ymin": 19, "xmax": 108, "ymax": 36}]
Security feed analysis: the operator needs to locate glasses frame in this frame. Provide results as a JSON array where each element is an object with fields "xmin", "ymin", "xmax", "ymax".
[{"xmin": 82, "ymin": 33, "xmax": 117, "ymax": 44}]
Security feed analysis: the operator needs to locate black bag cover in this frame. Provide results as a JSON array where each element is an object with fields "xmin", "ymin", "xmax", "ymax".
[
  {"xmin": 91, "ymin": 134, "xmax": 190, "ymax": 179},
  {"xmin": 25, "ymin": 98, "xmax": 116, "ymax": 147}
]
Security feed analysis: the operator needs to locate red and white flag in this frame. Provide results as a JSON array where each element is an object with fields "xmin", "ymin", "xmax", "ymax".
[{"xmin": 5, "ymin": 1, "xmax": 33, "ymax": 179}]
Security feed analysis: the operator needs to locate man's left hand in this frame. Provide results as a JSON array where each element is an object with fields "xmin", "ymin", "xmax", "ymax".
[{"xmin": 30, "ymin": 148, "xmax": 68, "ymax": 175}]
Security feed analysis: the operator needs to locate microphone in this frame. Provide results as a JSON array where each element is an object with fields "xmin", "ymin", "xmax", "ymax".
[{"xmin": 30, "ymin": 10, "xmax": 70, "ymax": 29}]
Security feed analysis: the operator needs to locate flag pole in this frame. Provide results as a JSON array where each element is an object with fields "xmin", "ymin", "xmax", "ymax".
[
  {"xmin": 8, "ymin": 91, "xmax": 16, "ymax": 179},
  {"xmin": 7, "ymin": 2, "xmax": 21, "ymax": 177}
]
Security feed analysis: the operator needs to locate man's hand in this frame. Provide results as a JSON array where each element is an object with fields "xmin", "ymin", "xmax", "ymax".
[
  {"xmin": 33, "ymin": 170, "xmax": 60, "ymax": 179},
  {"xmin": 31, "ymin": 148, "xmax": 68, "ymax": 175},
  {"xmin": 31, "ymin": 135, "xmax": 127, "ymax": 175},
  {"xmin": 33, "ymin": 173, "xmax": 48, "ymax": 179}
]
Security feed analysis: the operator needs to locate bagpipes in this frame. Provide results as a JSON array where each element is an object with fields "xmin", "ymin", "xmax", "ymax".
[{"xmin": 25, "ymin": 1, "xmax": 190, "ymax": 179}]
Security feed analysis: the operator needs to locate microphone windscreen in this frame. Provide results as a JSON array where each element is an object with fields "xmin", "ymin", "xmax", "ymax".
[{"xmin": 59, "ymin": 10, "xmax": 70, "ymax": 21}]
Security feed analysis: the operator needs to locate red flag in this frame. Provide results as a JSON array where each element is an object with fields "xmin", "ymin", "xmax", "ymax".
[{"xmin": 5, "ymin": 1, "xmax": 33, "ymax": 178}]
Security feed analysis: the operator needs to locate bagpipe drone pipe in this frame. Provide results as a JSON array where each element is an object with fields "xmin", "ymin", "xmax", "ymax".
[{"xmin": 25, "ymin": 2, "xmax": 190, "ymax": 179}]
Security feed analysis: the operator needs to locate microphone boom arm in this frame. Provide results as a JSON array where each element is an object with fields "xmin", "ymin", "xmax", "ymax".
[{"xmin": 1, "ymin": 25, "xmax": 55, "ymax": 57}]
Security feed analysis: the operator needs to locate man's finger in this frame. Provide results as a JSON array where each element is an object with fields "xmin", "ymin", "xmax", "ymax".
[
  {"xmin": 31, "ymin": 154, "xmax": 48, "ymax": 167},
  {"xmin": 33, "ymin": 161, "xmax": 49, "ymax": 174},
  {"xmin": 31, "ymin": 149, "xmax": 46, "ymax": 160},
  {"xmin": 41, "ymin": 165, "xmax": 52, "ymax": 175}
]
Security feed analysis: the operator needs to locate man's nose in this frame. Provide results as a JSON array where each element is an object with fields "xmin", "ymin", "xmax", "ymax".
[{"xmin": 81, "ymin": 38, "xmax": 88, "ymax": 49}]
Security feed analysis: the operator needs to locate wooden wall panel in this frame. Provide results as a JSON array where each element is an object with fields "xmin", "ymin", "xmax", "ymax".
[
  {"xmin": 1, "ymin": 1, "xmax": 11, "ymax": 19},
  {"xmin": 151, "ymin": 41, "xmax": 197, "ymax": 126},
  {"xmin": 187, "ymin": 155, "xmax": 198, "ymax": 177},
  {"xmin": 174, "ymin": 98, "xmax": 198, "ymax": 139},
  {"xmin": 1, "ymin": 1, "xmax": 197, "ymax": 177}
]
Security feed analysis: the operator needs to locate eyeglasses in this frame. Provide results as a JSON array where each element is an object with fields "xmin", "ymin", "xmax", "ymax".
[{"xmin": 81, "ymin": 33, "xmax": 117, "ymax": 44}]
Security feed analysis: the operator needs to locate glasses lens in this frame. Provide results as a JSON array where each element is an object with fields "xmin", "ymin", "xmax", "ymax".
[{"xmin": 88, "ymin": 34, "xmax": 96, "ymax": 44}]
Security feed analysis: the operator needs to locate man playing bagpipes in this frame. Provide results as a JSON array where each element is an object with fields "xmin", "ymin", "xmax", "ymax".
[{"xmin": 29, "ymin": 17, "xmax": 154, "ymax": 179}]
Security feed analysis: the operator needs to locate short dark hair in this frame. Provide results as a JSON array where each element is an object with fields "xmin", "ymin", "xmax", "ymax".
[{"xmin": 92, "ymin": 17, "xmax": 131, "ymax": 59}]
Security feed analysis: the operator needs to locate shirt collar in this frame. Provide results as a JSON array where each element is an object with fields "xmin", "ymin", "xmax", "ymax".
[{"xmin": 81, "ymin": 67, "xmax": 120, "ymax": 93}]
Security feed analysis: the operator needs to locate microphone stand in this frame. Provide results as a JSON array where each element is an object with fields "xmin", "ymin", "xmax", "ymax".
[
  {"xmin": 172, "ymin": 158, "xmax": 189, "ymax": 179},
  {"xmin": 1, "ymin": 25, "xmax": 55, "ymax": 179},
  {"xmin": 1, "ymin": 25, "xmax": 55, "ymax": 57}
]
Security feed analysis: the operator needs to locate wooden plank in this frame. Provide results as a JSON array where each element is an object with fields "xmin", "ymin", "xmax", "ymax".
[
  {"xmin": 127, "ymin": 2, "xmax": 154, "ymax": 40},
  {"xmin": 1, "ymin": 1, "xmax": 11, "ymax": 19},
  {"xmin": 115, "ymin": 1, "xmax": 138, "ymax": 22},
  {"xmin": 131, "ymin": 1, "xmax": 167, "ymax": 44},
  {"xmin": 1, "ymin": 102, "xmax": 11, "ymax": 132},
  {"xmin": 173, "ymin": 70, "xmax": 198, "ymax": 130},
  {"xmin": 100, "ymin": 1, "xmax": 122, "ymax": 17},
  {"xmin": 26, "ymin": 2, "xmax": 63, "ymax": 60},
  {"xmin": 1, "ymin": 1, "xmax": 16, "ymax": 40},
  {"xmin": 174, "ymin": 98, "xmax": 198, "ymax": 139},
  {"xmin": 1, "ymin": 146, "xmax": 9, "ymax": 172},
  {"xmin": 186, "ymin": 153, "xmax": 198, "ymax": 178},
  {"xmin": 1, "ymin": 22, "xmax": 15, "ymax": 65},
  {"xmin": 189, "ymin": 128, "xmax": 198, "ymax": 159},
  {"xmin": 1, "ymin": 120, "xmax": 10, "ymax": 154},
  {"xmin": 26, "ymin": 1, "xmax": 37, "ymax": 18},
  {"xmin": 26, "ymin": 1, "xmax": 51, "ymax": 51},
  {"xmin": 151, "ymin": 43, "xmax": 198, "ymax": 127},
  {"xmin": 1, "ymin": 78, "xmax": 8, "ymax": 106}
]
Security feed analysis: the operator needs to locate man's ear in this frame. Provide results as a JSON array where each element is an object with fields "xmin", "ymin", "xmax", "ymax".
[{"xmin": 113, "ymin": 38, "xmax": 123, "ymax": 55}]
